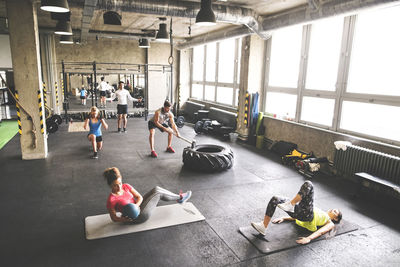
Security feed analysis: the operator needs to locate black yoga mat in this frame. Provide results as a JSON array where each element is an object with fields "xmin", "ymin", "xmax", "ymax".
[{"xmin": 239, "ymin": 219, "xmax": 359, "ymax": 254}]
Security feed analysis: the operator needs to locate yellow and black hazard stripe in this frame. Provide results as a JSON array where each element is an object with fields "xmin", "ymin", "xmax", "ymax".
[
  {"xmin": 42, "ymin": 82, "xmax": 47, "ymax": 106},
  {"xmin": 38, "ymin": 90, "xmax": 44, "ymax": 134},
  {"xmin": 15, "ymin": 90, "xmax": 22, "ymax": 135},
  {"xmin": 55, "ymin": 82, "xmax": 59, "ymax": 105},
  {"xmin": 244, "ymin": 92, "xmax": 249, "ymax": 127}
]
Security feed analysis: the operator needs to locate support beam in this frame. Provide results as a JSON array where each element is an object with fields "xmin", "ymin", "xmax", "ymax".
[{"xmin": 7, "ymin": 0, "xmax": 48, "ymax": 159}]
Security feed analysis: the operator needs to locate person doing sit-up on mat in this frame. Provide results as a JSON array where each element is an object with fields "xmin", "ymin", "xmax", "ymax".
[
  {"xmin": 104, "ymin": 167, "xmax": 192, "ymax": 223},
  {"xmin": 251, "ymin": 180, "xmax": 342, "ymax": 244}
]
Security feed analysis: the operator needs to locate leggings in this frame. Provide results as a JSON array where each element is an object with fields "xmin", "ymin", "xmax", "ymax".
[
  {"xmin": 265, "ymin": 180, "xmax": 314, "ymax": 222},
  {"xmin": 123, "ymin": 186, "xmax": 180, "ymax": 223}
]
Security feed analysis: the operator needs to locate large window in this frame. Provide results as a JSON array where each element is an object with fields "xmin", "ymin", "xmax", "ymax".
[
  {"xmin": 264, "ymin": 6, "xmax": 400, "ymax": 145},
  {"xmin": 191, "ymin": 37, "xmax": 241, "ymax": 106},
  {"xmin": 347, "ymin": 6, "xmax": 400, "ymax": 96},
  {"xmin": 268, "ymin": 25, "xmax": 303, "ymax": 88}
]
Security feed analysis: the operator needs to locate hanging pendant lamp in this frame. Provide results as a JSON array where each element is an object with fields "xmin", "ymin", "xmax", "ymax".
[
  {"xmin": 60, "ymin": 35, "xmax": 73, "ymax": 44},
  {"xmin": 156, "ymin": 18, "xmax": 169, "ymax": 43},
  {"xmin": 55, "ymin": 20, "xmax": 72, "ymax": 35},
  {"xmin": 196, "ymin": 0, "xmax": 216, "ymax": 26},
  {"xmin": 138, "ymin": 39, "xmax": 150, "ymax": 48},
  {"xmin": 41, "ymin": 0, "xmax": 70, "ymax": 13}
]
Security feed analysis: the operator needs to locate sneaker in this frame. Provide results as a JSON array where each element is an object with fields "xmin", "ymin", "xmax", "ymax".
[
  {"xmin": 177, "ymin": 190, "xmax": 192, "ymax": 204},
  {"xmin": 92, "ymin": 152, "xmax": 98, "ymax": 159},
  {"xmin": 151, "ymin": 150, "xmax": 158, "ymax": 158},
  {"xmin": 277, "ymin": 201, "xmax": 295, "ymax": 213},
  {"xmin": 123, "ymin": 128, "xmax": 127, "ymax": 133},
  {"xmin": 251, "ymin": 221, "xmax": 266, "ymax": 235},
  {"xmin": 166, "ymin": 146, "xmax": 175, "ymax": 153},
  {"xmin": 118, "ymin": 128, "xmax": 121, "ymax": 133}
]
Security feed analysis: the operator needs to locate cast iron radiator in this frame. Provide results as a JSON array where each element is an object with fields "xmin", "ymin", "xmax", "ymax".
[{"xmin": 334, "ymin": 144, "xmax": 400, "ymax": 184}]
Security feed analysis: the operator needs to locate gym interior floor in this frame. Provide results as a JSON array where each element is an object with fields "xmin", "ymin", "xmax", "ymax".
[{"xmin": 0, "ymin": 118, "xmax": 399, "ymax": 266}]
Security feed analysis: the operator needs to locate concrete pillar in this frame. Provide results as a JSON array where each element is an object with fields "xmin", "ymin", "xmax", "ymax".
[
  {"xmin": 40, "ymin": 33, "xmax": 60, "ymax": 115},
  {"xmin": 236, "ymin": 36, "xmax": 251, "ymax": 140},
  {"xmin": 7, "ymin": 0, "xmax": 48, "ymax": 159}
]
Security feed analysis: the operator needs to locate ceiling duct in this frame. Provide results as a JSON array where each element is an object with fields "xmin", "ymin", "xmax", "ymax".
[
  {"xmin": 69, "ymin": 0, "xmax": 269, "ymax": 39},
  {"xmin": 80, "ymin": 0, "xmax": 98, "ymax": 42},
  {"xmin": 103, "ymin": 11, "xmax": 121, "ymax": 25}
]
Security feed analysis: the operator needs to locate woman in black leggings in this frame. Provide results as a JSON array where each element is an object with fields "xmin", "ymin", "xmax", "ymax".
[
  {"xmin": 251, "ymin": 180, "xmax": 342, "ymax": 244},
  {"xmin": 104, "ymin": 167, "xmax": 192, "ymax": 223}
]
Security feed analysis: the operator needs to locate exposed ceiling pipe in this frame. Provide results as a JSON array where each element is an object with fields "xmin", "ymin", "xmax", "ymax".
[
  {"xmin": 175, "ymin": 25, "xmax": 257, "ymax": 50},
  {"xmin": 261, "ymin": 0, "xmax": 400, "ymax": 33},
  {"xmin": 81, "ymin": 0, "xmax": 98, "ymax": 42},
  {"xmin": 69, "ymin": 0, "xmax": 269, "ymax": 39}
]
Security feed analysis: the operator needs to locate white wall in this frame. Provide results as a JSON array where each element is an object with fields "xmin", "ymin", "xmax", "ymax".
[{"xmin": 0, "ymin": 34, "xmax": 12, "ymax": 69}]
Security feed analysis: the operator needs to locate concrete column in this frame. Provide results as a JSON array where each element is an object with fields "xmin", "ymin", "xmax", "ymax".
[
  {"xmin": 40, "ymin": 33, "xmax": 60, "ymax": 114},
  {"xmin": 7, "ymin": 0, "xmax": 48, "ymax": 159},
  {"xmin": 236, "ymin": 36, "xmax": 251, "ymax": 140}
]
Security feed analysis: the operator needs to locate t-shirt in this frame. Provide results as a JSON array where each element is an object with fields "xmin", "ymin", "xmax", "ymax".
[
  {"xmin": 106, "ymin": 183, "xmax": 136, "ymax": 212},
  {"xmin": 80, "ymin": 89, "xmax": 86, "ymax": 97},
  {"xmin": 112, "ymin": 89, "xmax": 138, "ymax": 105},
  {"xmin": 295, "ymin": 207, "xmax": 330, "ymax": 232},
  {"xmin": 98, "ymin": 81, "xmax": 108, "ymax": 92}
]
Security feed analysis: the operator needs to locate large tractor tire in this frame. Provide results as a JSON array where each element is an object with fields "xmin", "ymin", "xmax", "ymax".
[{"xmin": 183, "ymin": 144, "xmax": 234, "ymax": 172}]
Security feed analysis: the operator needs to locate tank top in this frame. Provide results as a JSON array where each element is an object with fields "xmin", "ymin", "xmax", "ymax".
[
  {"xmin": 89, "ymin": 118, "xmax": 102, "ymax": 136},
  {"xmin": 153, "ymin": 108, "xmax": 171, "ymax": 124}
]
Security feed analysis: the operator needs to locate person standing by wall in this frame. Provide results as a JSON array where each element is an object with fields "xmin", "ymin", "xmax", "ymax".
[{"xmin": 98, "ymin": 77, "xmax": 108, "ymax": 108}]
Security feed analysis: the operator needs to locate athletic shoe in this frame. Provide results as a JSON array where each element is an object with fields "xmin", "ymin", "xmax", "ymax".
[
  {"xmin": 123, "ymin": 128, "xmax": 127, "ymax": 133},
  {"xmin": 92, "ymin": 152, "xmax": 98, "ymax": 159},
  {"xmin": 118, "ymin": 128, "xmax": 121, "ymax": 133},
  {"xmin": 177, "ymin": 190, "xmax": 192, "ymax": 204},
  {"xmin": 151, "ymin": 150, "xmax": 158, "ymax": 158},
  {"xmin": 277, "ymin": 201, "xmax": 295, "ymax": 213},
  {"xmin": 251, "ymin": 221, "xmax": 266, "ymax": 235},
  {"xmin": 166, "ymin": 146, "xmax": 175, "ymax": 153}
]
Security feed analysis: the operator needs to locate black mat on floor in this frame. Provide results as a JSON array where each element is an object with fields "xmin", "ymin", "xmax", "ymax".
[
  {"xmin": 136, "ymin": 150, "xmax": 182, "ymax": 160},
  {"xmin": 239, "ymin": 219, "xmax": 359, "ymax": 254}
]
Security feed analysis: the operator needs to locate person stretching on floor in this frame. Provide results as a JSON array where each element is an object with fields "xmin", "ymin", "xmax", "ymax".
[
  {"xmin": 84, "ymin": 106, "xmax": 108, "ymax": 159},
  {"xmin": 104, "ymin": 167, "xmax": 192, "ymax": 223},
  {"xmin": 251, "ymin": 180, "xmax": 342, "ymax": 244},
  {"xmin": 148, "ymin": 100, "xmax": 180, "ymax": 158}
]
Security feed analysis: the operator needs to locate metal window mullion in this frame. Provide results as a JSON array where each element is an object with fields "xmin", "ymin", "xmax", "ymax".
[
  {"xmin": 203, "ymin": 45, "xmax": 206, "ymax": 100},
  {"xmin": 302, "ymin": 89, "xmax": 337, "ymax": 98},
  {"xmin": 263, "ymin": 37, "xmax": 272, "ymax": 113},
  {"xmin": 334, "ymin": 15, "xmax": 356, "ymax": 131},
  {"xmin": 342, "ymin": 93, "xmax": 400, "ymax": 107},
  {"xmin": 214, "ymin": 42, "xmax": 219, "ymax": 102},
  {"xmin": 232, "ymin": 38, "xmax": 239, "ymax": 106},
  {"xmin": 190, "ymin": 47, "xmax": 193, "ymax": 98},
  {"xmin": 295, "ymin": 24, "xmax": 311, "ymax": 122},
  {"xmin": 267, "ymin": 86, "xmax": 298, "ymax": 94}
]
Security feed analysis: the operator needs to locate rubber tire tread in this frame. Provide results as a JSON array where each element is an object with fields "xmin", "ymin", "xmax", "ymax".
[{"xmin": 183, "ymin": 144, "xmax": 234, "ymax": 172}]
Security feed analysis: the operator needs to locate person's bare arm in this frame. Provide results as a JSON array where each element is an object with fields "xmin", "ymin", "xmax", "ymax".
[
  {"xmin": 108, "ymin": 208, "xmax": 133, "ymax": 223},
  {"xmin": 272, "ymin": 216, "xmax": 296, "ymax": 224},
  {"xmin": 129, "ymin": 187, "xmax": 143, "ymax": 206},
  {"xmin": 296, "ymin": 220, "xmax": 335, "ymax": 244},
  {"xmin": 169, "ymin": 113, "xmax": 180, "ymax": 137},
  {"xmin": 83, "ymin": 118, "xmax": 89, "ymax": 130},
  {"xmin": 101, "ymin": 119, "xmax": 108, "ymax": 130}
]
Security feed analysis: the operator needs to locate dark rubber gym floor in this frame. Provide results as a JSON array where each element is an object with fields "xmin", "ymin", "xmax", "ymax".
[{"xmin": 1, "ymin": 118, "xmax": 399, "ymax": 266}]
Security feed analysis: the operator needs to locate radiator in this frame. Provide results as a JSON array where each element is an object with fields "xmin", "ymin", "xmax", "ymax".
[{"xmin": 334, "ymin": 144, "xmax": 400, "ymax": 184}]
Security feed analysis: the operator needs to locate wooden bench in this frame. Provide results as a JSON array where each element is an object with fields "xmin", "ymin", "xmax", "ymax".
[{"xmin": 355, "ymin": 172, "xmax": 400, "ymax": 197}]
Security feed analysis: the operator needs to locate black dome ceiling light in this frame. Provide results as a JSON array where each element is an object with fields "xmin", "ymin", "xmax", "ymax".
[
  {"xmin": 138, "ymin": 38, "xmax": 150, "ymax": 48},
  {"xmin": 103, "ymin": 11, "xmax": 122, "ymax": 25},
  {"xmin": 196, "ymin": 0, "xmax": 216, "ymax": 26},
  {"xmin": 41, "ymin": 0, "xmax": 70, "ymax": 13},
  {"xmin": 156, "ymin": 17, "xmax": 169, "ymax": 43}
]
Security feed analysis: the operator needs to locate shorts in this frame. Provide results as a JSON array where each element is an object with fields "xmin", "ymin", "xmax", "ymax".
[
  {"xmin": 148, "ymin": 121, "xmax": 169, "ymax": 132},
  {"xmin": 117, "ymin": 104, "xmax": 128, "ymax": 114},
  {"xmin": 100, "ymin": 91, "xmax": 106, "ymax": 97},
  {"xmin": 80, "ymin": 96, "xmax": 86, "ymax": 99},
  {"xmin": 87, "ymin": 134, "xmax": 103, "ymax": 142}
]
